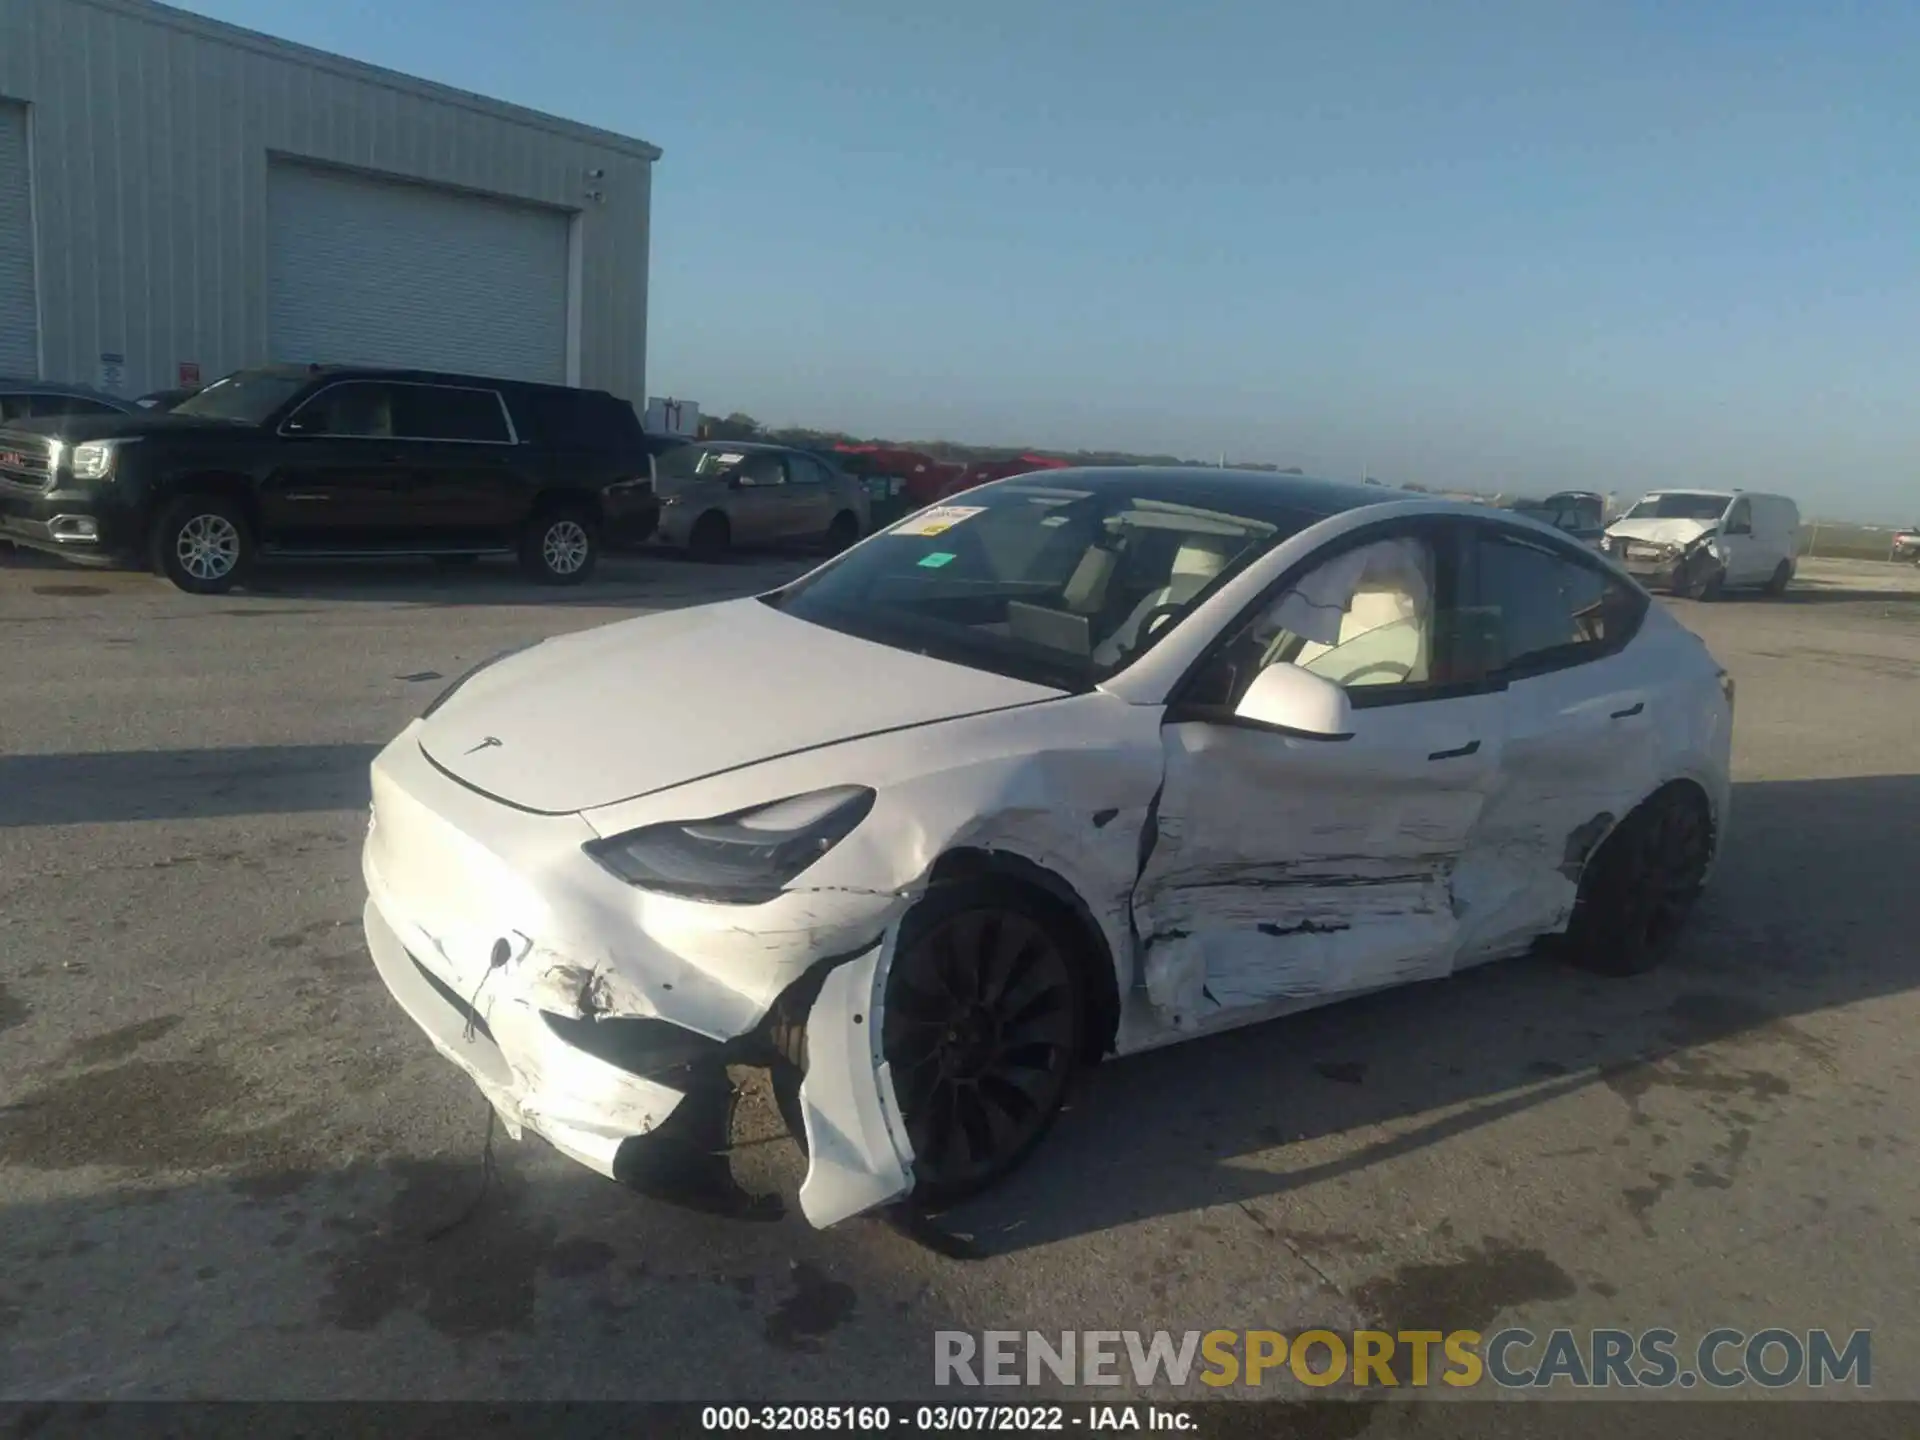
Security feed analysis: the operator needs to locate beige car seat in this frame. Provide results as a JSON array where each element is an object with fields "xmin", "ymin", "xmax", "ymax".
[{"xmin": 1092, "ymin": 534, "xmax": 1239, "ymax": 665}]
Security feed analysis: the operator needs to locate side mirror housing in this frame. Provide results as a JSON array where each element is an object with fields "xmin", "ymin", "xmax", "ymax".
[{"xmin": 1232, "ymin": 664, "xmax": 1354, "ymax": 740}]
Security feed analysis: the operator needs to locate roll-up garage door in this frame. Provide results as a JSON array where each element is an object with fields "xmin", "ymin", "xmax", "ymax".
[
  {"xmin": 0, "ymin": 101, "xmax": 38, "ymax": 379},
  {"xmin": 267, "ymin": 162, "xmax": 569, "ymax": 383}
]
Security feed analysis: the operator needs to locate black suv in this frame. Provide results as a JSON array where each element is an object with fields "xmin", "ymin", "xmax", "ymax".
[{"xmin": 0, "ymin": 365, "xmax": 667, "ymax": 592}]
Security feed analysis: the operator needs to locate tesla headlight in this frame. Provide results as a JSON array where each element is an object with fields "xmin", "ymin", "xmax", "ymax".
[
  {"xmin": 421, "ymin": 642, "xmax": 538, "ymax": 719},
  {"xmin": 69, "ymin": 441, "xmax": 119, "ymax": 480},
  {"xmin": 585, "ymin": 785, "xmax": 876, "ymax": 904}
]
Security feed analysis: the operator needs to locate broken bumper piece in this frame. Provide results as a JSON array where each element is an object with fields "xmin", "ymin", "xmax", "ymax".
[
  {"xmin": 363, "ymin": 897, "xmax": 696, "ymax": 1176},
  {"xmin": 359, "ymin": 735, "xmax": 914, "ymax": 1227}
]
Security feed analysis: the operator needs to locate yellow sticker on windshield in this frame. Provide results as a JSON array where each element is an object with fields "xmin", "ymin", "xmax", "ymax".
[{"xmin": 893, "ymin": 504, "xmax": 986, "ymax": 537}]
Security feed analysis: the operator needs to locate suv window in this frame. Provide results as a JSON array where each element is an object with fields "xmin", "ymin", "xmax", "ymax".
[
  {"xmin": 735, "ymin": 453, "xmax": 787, "ymax": 487},
  {"xmin": 287, "ymin": 382, "xmax": 397, "ymax": 438},
  {"xmin": 1724, "ymin": 498, "xmax": 1752, "ymax": 535},
  {"xmin": 511, "ymin": 388, "xmax": 643, "ymax": 451},
  {"xmin": 1465, "ymin": 529, "xmax": 1645, "ymax": 679},
  {"xmin": 393, "ymin": 385, "xmax": 511, "ymax": 443},
  {"xmin": 788, "ymin": 454, "xmax": 830, "ymax": 485}
]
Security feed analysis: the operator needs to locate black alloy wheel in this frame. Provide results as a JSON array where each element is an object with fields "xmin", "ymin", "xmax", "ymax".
[
  {"xmin": 883, "ymin": 892, "xmax": 1084, "ymax": 1207},
  {"xmin": 1567, "ymin": 786, "xmax": 1713, "ymax": 977}
]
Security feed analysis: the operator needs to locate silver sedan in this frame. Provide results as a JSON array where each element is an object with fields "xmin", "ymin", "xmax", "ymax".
[{"xmin": 654, "ymin": 441, "xmax": 871, "ymax": 560}]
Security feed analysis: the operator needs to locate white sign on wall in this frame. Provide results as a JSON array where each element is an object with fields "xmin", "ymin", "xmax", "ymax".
[{"xmin": 645, "ymin": 397, "xmax": 700, "ymax": 436}]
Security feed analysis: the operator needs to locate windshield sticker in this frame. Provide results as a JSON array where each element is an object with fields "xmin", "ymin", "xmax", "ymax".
[
  {"xmin": 893, "ymin": 505, "xmax": 986, "ymax": 537},
  {"xmin": 917, "ymin": 551, "xmax": 957, "ymax": 569}
]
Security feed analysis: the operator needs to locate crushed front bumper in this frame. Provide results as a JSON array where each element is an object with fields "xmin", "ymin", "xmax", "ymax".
[{"xmin": 358, "ymin": 729, "xmax": 915, "ymax": 1225}]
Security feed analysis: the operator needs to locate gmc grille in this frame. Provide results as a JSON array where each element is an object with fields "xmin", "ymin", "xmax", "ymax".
[{"xmin": 0, "ymin": 434, "xmax": 53, "ymax": 493}]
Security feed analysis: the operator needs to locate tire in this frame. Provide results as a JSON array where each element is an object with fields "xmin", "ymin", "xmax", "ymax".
[
  {"xmin": 1565, "ymin": 786, "xmax": 1713, "ymax": 977},
  {"xmin": 825, "ymin": 511, "xmax": 861, "ymax": 553},
  {"xmin": 688, "ymin": 510, "xmax": 731, "ymax": 563},
  {"xmin": 149, "ymin": 494, "xmax": 253, "ymax": 595},
  {"xmin": 519, "ymin": 507, "xmax": 598, "ymax": 585},
  {"xmin": 1762, "ymin": 559, "xmax": 1793, "ymax": 596},
  {"xmin": 882, "ymin": 881, "xmax": 1086, "ymax": 1208},
  {"xmin": 1679, "ymin": 557, "xmax": 1723, "ymax": 601}
]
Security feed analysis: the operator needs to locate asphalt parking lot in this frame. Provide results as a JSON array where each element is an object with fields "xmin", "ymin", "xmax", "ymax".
[{"xmin": 2, "ymin": 547, "xmax": 1917, "ymax": 1412}]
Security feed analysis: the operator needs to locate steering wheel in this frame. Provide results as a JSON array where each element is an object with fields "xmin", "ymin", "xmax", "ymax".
[{"xmin": 1335, "ymin": 659, "xmax": 1414, "ymax": 686}]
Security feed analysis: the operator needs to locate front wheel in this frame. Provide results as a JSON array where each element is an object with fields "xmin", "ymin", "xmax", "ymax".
[
  {"xmin": 882, "ymin": 885, "xmax": 1085, "ymax": 1208},
  {"xmin": 520, "ymin": 509, "xmax": 598, "ymax": 585},
  {"xmin": 150, "ymin": 495, "xmax": 253, "ymax": 594},
  {"xmin": 1565, "ymin": 786, "xmax": 1713, "ymax": 977}
]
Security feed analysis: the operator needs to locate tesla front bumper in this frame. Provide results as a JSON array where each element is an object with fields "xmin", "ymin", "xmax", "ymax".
[{"xmin": 359, "ymin": 729, "xmax": 916, "ymax": 1225}]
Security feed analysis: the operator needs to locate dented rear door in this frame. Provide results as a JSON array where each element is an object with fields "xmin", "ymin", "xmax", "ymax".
[{"xmin": 1132, "ymin": 688, "xmax": 1507, "ymax": 1029}]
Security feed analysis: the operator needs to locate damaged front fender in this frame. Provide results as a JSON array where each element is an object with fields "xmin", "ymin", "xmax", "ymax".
[{"xmin": 794, "ymin": 939, "xmax": 916, "ymax": 1226}]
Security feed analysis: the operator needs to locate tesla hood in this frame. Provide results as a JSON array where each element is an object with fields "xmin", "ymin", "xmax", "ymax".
[{"xmin": 417, "ymin": 598, "xmax": 1062, "ymax": 813}]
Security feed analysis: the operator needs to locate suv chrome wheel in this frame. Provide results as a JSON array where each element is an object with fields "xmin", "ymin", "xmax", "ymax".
[
  {"xmin": 175, "ymin": 513, "xmax": 241, "ymax": 581},
  {"xmin": 542, "ymin": 519, "xmax": 590, "ymax": 575}
]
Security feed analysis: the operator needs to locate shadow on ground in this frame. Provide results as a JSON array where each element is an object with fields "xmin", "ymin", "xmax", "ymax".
[{"xmin": 0, "ymin": 745, "xmax": 384, "ymax": 828}]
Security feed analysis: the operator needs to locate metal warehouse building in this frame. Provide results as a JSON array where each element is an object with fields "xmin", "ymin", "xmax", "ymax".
[{"xmin": 0, "ymin": 0, "xmax": 657, "ymax": 402}]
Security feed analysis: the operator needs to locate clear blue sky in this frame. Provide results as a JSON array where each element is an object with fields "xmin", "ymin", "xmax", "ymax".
[{"xmin": 179, "ymin": 0, "xmax": 1919, "ymax": 521}]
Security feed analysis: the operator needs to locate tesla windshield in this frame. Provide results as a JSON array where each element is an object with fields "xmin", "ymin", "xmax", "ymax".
[{"xmin": 766, "ymin": 472, "xmax": 1350, "ymax": 689}]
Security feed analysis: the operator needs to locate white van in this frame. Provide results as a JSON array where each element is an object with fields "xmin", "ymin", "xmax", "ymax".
[{"xmin": 1603, "ymin": 489, "xmax": 1801, "ymax": 598}]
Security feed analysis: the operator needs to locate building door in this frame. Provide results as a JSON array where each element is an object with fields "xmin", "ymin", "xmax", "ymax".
[{"xmin": 0, "ymin": 102, "xmax": 38, "ymax": 378}]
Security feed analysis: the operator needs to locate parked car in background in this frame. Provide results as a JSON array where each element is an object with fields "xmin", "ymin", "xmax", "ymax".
[
  {"xmin": 360, "ymin": 469, "xmax": 1732, "ymax": 1226},
  {"xmin": 1892, "ymin": 527, "xmax": 1920, "ymax": 565},
  {"xmin": 1602, "ymin": 490, "xmax": 1800, "ymax": 598},
  {"xmin": 652, "ymin": 440, "xmax": 871, "ymax": 560},
  {"xmin": 1510, "ymin": 490, "xmax": 1607, "ymax": 548},
  {"xmin": 135, "ymin": 387, "xmax": 202, "ymax": 411},
  {"xmin": 0, "ymin": 364, "xmax": 665, "ymax": 592},
  {"xmin": 0, "ymin": 379, "xmax": 143, "ymax": 422}
]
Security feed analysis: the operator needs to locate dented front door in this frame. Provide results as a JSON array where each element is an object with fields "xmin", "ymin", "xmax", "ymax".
[{"xmin": 1132, "ymin": 690, "xmax": 1507, "ymax": 1030}]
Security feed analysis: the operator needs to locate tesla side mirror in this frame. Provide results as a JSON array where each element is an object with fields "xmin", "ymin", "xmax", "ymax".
[{"xmin": 1233, "ymin": 664, "xmax": 1354, "ymax": 740}]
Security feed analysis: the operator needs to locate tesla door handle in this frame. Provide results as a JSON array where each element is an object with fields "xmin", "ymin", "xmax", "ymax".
[
  {"xmin": 1427, "ymin": 739, "xmax": 1481, "ymax": 761},
  {"xmin": 1610, "ymin": 702, "xmax": 1645, "ymax": 719}
]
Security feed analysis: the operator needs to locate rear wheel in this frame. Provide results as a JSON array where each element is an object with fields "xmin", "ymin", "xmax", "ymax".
[
  {"xmin": 688, "ymin": 510, "xmax": 731, "ymax": 562},
  {"xmin": 150, "ymin": 495, "xmax": 253, "ymax": 594},
  {"xmin": 825, "ymin": 511, "xmax": 861, "ymax": 553},
  {"xmin": 520, "ymin": 508, "xmax": 598, "ymax": 585},
  {"xmin": 1762, "ymin": 558, "xmax": 1793, "ymax": 596},
  {"xmin": 882, "ymin": 884, "xmax": 1084, "ymax": 1207},
  {"xmin": 1565, "ymin": 786, "xmax": 1713, "ymax": 977}
]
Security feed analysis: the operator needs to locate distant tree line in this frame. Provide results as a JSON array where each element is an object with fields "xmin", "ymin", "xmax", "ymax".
[{"xmin": 694, "ymin": 410, "xmax": 1317, "ymax": 475}]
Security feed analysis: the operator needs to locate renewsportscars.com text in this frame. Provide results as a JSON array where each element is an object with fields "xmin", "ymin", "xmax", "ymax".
[{"xmin": 934, "ymin": 1328, "xmax": 1871, "ymax": 1390}]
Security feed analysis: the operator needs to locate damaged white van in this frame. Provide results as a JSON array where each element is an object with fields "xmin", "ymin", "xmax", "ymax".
[
  {"xmin": 361, "ymin": 469, "xmax": 1733, "ymax": 1228},
  {"xmin": 1602, "ymin": 490, "xmax": 1800, "ymax": 598}
]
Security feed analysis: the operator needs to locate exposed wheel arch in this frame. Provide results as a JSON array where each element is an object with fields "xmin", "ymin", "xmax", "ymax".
[
  {"xmin": 162, "ymin": 472, "xmax": 262, "ymax": 537},
  {"xmin": 926, "ymin": 847, "xmax": 1121, "ymax": 1064},
  {"xmin": 530, "ymin": 487, "xmax": 604, "ymax": 524}
]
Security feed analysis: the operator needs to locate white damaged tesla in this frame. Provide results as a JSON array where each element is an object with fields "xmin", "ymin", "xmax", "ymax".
[{"xmin": 360, "ymin": 468, "xmax": 1734, "ymax": 1227}]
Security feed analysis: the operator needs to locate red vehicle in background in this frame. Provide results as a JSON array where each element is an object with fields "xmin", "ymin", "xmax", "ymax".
[{"xmin": 826, "ymin": 446, "xmax": 1071, "ymax": 510}]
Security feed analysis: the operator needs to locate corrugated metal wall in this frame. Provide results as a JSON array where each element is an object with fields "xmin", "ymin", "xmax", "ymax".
[{"xmin": 0, "ymin": 0, "xmax": 654, "ymax": 400}]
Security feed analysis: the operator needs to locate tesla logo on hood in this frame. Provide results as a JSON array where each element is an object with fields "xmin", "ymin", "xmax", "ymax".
[{"xmin": 463, "ymin": 736, "xmax": 504, "ymax": 755}]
